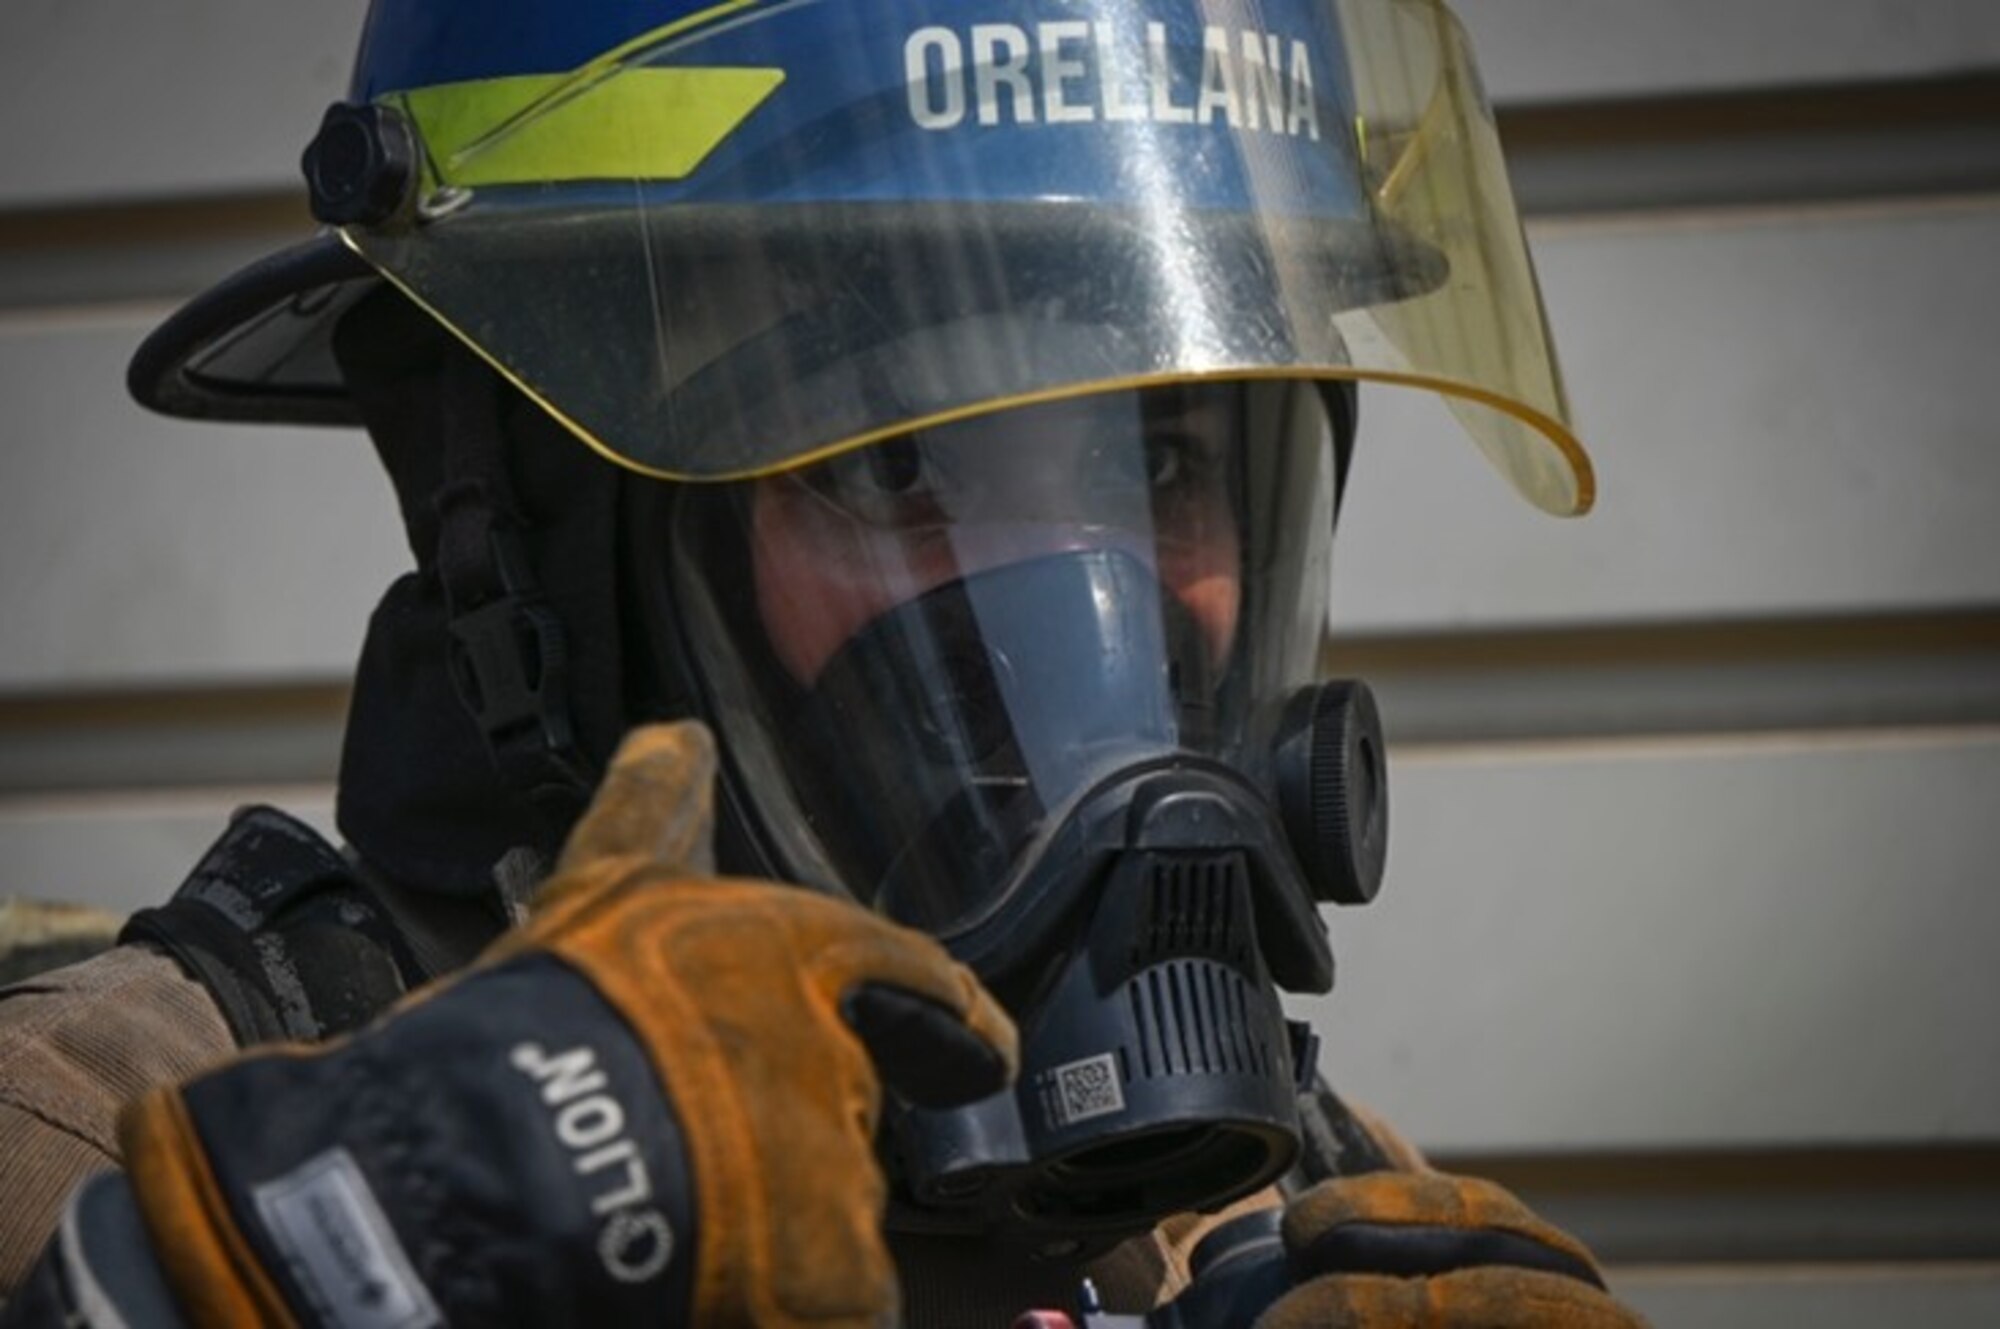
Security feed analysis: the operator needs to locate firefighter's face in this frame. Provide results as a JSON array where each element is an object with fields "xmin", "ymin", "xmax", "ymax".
[{"xmin": 748, "ymin": 387, "xmax": 1244, "ymax": 686}]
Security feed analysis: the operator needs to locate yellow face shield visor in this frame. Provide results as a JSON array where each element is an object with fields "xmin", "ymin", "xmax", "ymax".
[{"xmin": 336, "ymin": 0, "xmax": 1590, "ymax": 514}]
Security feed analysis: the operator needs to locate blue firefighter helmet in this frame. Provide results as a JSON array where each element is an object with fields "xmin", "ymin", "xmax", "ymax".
[{"xmin": 131, "ymin": 0, "xmax": 1592, "ymax": 515}]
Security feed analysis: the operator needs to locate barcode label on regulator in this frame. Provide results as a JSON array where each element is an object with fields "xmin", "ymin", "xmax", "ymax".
[{"xmin": 1046, "ymin": 1052, "xmax": 1126, "ymax": 1128}]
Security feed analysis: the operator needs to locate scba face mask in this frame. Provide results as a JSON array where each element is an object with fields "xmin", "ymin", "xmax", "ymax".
[{"xmin": 651, "ymin": 379, "xmax": 1390, "ymax": 1247}]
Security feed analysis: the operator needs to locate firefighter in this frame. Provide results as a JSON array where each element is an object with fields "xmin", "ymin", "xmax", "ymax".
[{"xmin": 1, "ymin": 2, "xmax": 1638, "ymax": 1323}]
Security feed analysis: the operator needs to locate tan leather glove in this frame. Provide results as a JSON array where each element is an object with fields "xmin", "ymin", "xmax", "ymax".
[
  {"xmin": 1257, "ymin": 1172, "xmax": 1648, "ymax": 1328},
  {"xmin": 117, "ymin": 721, "xmax": 1018, "ymax": 1328}
]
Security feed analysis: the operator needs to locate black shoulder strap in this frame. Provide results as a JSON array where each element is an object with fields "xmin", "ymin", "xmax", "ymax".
[{"xmin": 119, "ymin": 807, "xmax": 500, "ymax": 1047}]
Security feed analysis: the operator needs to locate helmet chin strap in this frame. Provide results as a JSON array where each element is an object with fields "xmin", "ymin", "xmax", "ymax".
[
  {"xmin": 432, "ymin": 355, "xmax": 595, "ymax": 832},
  {"xmin": 327, "ymin": 292, "xmax": 619, "ymax": 901}
]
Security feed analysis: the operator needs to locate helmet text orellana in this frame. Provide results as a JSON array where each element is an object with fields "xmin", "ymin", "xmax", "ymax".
[{"xmin": 904, "ymin": 22, "xmax": 1323, "ymax": 140}]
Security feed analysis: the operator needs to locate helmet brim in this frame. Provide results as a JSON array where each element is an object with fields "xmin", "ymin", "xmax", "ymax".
[{"xmin": 127, "ymin": 234, "xmax": 379, "ymax": 427}]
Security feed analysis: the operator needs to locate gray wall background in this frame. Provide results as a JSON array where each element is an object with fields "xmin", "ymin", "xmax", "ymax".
[{"xmin": 2, "ymin": 3, "xmax": 1998, "ymax": 1323}]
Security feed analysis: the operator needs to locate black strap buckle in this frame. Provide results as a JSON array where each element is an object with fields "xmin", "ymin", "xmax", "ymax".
[{"xmin": 446, "ymin": 527, "xmax": 589, "ymax": 799}]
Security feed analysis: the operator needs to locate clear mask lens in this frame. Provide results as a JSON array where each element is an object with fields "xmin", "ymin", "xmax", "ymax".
[{"xmin": 666, "ymin": 380, "xmax": 1338, "ymax": 934}]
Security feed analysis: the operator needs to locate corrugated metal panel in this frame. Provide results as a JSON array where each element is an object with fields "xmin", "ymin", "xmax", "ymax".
[
  {"xmin": 8, "ymin": 729, "xmax": 1995, "ymax": 1153},
  {"xmin": 0, "ymin": 786, "xmax": 337, "ymax": 914},
  {"xmin": 1297, "ymin": 729, "xmax": 2000, "ymax": 1152},
  {"xmin": 0, "ymin": 196, "xmax": 314, "ymax": 312},
  {"xmin": 0, "ymin": 686, "xmax": 349, "ymax": 792},
  {"xmin": 3, "ymin": 200, "xmax": 1995, "ymax": 689},
  {"xmin": 0, "ymin": 312, "xmax": 407, "ymax": 692},
  {"xmin": 1609, "ymin": 1263, "xmax": 2000, "ymax": 1329},
  {"xmin": 1331, "ymin": 614, "xmax": 2000, "ymax": 745},
  {"xmin": 1334, "ymin": 199, "xmax": 2000, "ymax": 631},
  {"xmin": 1498, "ymin": 78, "xmax": 2000, "ymax": 216},
  {"xmin": 1461, "ymin": 0, "xmax": 2000, "ymax": 103},
  {"xmin": 0, "ymin": 0, "xmax": 362, "ymax": 208},
  {"xmin": 1454, "ymin": 1149, "xmax": 2000, "ymax": 1265}
]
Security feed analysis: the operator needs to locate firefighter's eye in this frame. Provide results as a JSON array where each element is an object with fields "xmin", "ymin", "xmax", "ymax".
[
  {"xmin": 867, "ymin": 438, "xmax": 926, "ymax": 494},
  {"xmin": 803, "ymin": 437, "xmax": 943, "ymax": 526}
]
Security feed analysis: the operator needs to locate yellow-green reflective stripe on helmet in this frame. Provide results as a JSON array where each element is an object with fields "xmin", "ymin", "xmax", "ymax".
[{"xmin": 392, "ymin": 67, "xmax": 786, "ymax": 188}]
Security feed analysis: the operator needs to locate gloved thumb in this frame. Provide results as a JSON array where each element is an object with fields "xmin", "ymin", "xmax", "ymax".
[
  {"xmin": 556, "ymin": 721, "xmax": 718, "ymax": 876},
  {"xmin": 844, "ymin": 980, "xmax": 1015, "ymax": 1109}
]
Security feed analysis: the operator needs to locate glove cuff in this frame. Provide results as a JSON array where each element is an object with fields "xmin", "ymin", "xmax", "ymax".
[
  {"xmin": 121, "ymin": 1086, "xmax": 297, "ymax": 1327},
  {"xmin": 119, "ymin": 954, "xmax": 699, "ymax": 1327}
]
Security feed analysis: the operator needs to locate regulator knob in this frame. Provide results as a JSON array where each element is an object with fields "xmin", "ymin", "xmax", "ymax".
[{"xmin": 1273, "ymin": 679, "xmax": 1389, "ymax": 905}]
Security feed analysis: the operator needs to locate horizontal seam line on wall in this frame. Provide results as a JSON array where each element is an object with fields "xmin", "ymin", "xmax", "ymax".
[
  {"xmin": 0, "ymin": 783, "xmax": 337, "ymax": 819},
  {"xmin": 1323, "ymin": 608, "xmax": 2000, "ymax": 671},
  {"xmin": 1392, "ymin": 721, "xmax": 2000, "ymax": 766},
  {"xmin": 1431, "ymin": 1144, "xmax": 2000, "ymax": 1188},
  {"xmin": 1606, "ymin": 1259, "xmax": 2000, "ymax": 1285}
]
